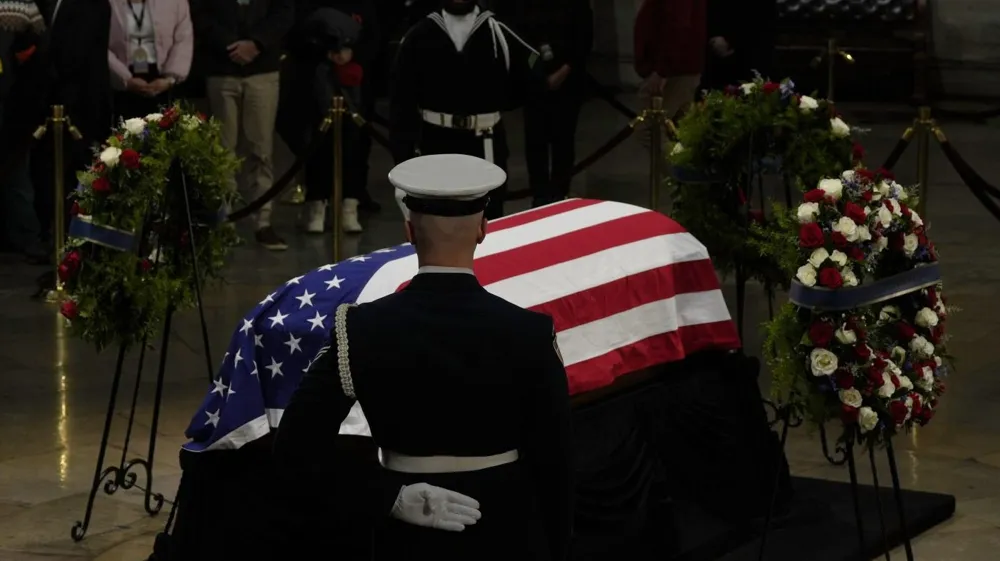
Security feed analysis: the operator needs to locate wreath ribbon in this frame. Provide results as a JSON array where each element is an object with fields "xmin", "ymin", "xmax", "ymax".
[
  {"xmin": 69, "ymin": 216, "xmax": 137, "ymax": 252},
  {"xmin": 789, "ymin": 263, "xmax": 942, "ymax": 311}
]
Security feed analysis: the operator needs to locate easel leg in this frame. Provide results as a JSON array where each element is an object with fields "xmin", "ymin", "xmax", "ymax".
[
  {"xmin": 179, "ymin": 173, "xmax": 215, "ymax": 384},
  {"xmin": 107, "ymin": 340, "xmax": 149, "ymax": 493},
  {"xmin": 886, "ymin": 438, "xmax": 915, "ymax": 561},
  {"xmin": 71, "ymin": 345, "xmax": 129, "ymax": 541},
  {"xmin": 868, "ymin": 444, "xmax": 892, "ymax": 560}
]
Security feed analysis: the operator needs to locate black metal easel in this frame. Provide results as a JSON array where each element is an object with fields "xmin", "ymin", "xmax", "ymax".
[{"xmin": 71, "ymin": 162, "xmax": 216, "ymax": 541}]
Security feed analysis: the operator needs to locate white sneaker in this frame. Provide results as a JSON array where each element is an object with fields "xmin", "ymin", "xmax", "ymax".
[
  {"xmin": 304, "ymin": 201, "xmax": 326, "ymax": 234},
  {"xmin": 342, "ymin": 198, "xmax": 363, "ymax": 233}
]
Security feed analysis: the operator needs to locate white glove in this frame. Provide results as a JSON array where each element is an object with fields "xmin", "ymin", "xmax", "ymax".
[{"xmin": 390, "ymin": 483, "xmax": 482, "ymax": 532}]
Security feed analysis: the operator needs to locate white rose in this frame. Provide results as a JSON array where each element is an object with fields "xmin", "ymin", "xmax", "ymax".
[
  {"xmin": 903, "ymin": 234, "xmax": 919, "ymax": 257},
  {"xmin": 915, "ymin": 307, "xmax": 939, "ymax": 328},
  {"xmin": 934, "ymin": 356, "xmax": 943, "ymax": 367},
  {"xmin": 797, "ymin": 202, "xmax": 820, "ymax": 223},
  {"xmin": 877, "ymin": 206, "xmax": 893, "ymax": 228},
  {"xmin": 831, "ymin": 117, "xmax": 851, "ymax": 138},
  {"xmin": 917, "ymin": 366, "xmax": 934, "ymax": 390},
  {"xmin": 181, "ymin": 114, "xmax": 201, "ymax": 131},
  {"xmin": 123, "ymin": 117, "xmax": 146, "ymax": 136},
  {"xmin": 842, "ymin": 169, "xmax": 856, "ymax": 182},
  {"xmin": 898, "ymin": 375, "xmax": 914, "ymax": 392},
  {"xmin": 879, "ymin": 306, "xmax": 901, "ymax": 322},
  {"xmin": 859, "ymin": 407, "xmax": 879, "ymax": 433},
  {"xmin": 740, "ymin": 83, "xmax": 756, "ymax": 95},
  {"xmin": 835, "ymin": 327, "xmax": 857, "ymax": 344},
  {"xmin": 144, "ymin": 112, "xmax": 163, "ymax": 122},
  {"xmin": 99, "ymin": 146, "xmax": 122, "ymax": 167},
  {"xmin": 890, "ymin": 346, "xmax": 907, "ymax": 363},
  {"xmin": 839, "ymin": 388, "xmax": 863, "ymax": 408},
  {"xmin": 842, "ymin": 268, "xmax": 859, "ymax": 287},
  {"xmin": 879, "ymin": 372, "xmax": 897, "ymax": 398},
  {"xmin": 808, "ymin": 248, "xmax": 830, "ymax": 268},
  {"xmin": 909, "ymin": 335, "xmax": 935, "ymax": 358},
  {"xmin": 829, "ymin": 250, "xmax": 848, "ymax": 267},
  {"xmin": 810, "ymin": 348, "xmax": 839, "ymax": 376},
  {"xmin": 874, "ymin": 235, "xmax": 889, "ymax": 252},
  {"xmin": 856, "ymin": 225, "xmax": 872, "ymax": 241},
  {"xmin": 818, "ymin": 178, "xmax": 844, "ymax": 200},
  {"xmin": 796, "ymin": 264, "xmax": 818, "ymax": 287},
  {"xmin": 887, "ymin": 360, "xmax": 903, "ymax": 377},
  {"xmin": 910, "ymin": 210, "xmax": 924, "ymax": 227},
  {"xmin": 877, "ymin": 181, "xmax": 891, "ymax": 198},
  {"xmin": 903, "ymin": 397, "xmax": 914, "ymax": 421},
  {"xmin": 833, "ymin": 216, "xmax": 859, "ymax": 242},
  {"xmin": 799, "ymin": 95, "xmax": 819, "ymax": 112}
]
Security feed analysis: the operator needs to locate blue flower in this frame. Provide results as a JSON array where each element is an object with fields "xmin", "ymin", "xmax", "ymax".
[{"xmin": 780, "ymin": 79, "xmax": 796, "ymax": 98}]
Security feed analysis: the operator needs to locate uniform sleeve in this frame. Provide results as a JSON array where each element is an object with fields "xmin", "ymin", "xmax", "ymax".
[
  {"xmin": 271, "ymin": 315, "xmax": 401, "ymax": 551},
  {"xmin": 520, "ymin": 320, "xmax": 574, "ymax": 561},
  {"xmin": 388, "ymin": 27, "xmax": 421, "ymax": 163}
]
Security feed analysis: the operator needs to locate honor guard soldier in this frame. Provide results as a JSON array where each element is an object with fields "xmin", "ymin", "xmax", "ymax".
[
  {"xmin": 275, "ymin": 154, "xmax": 575, "ymax": 560},
  {"xmin": 388, "ymin": 0, "xmax": 544, "ymax": 220}
]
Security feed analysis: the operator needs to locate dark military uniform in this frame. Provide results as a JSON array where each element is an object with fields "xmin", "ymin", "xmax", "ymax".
[{"xmin": 274, "ymin": 270, "xmax": 574, "ymax": 560}]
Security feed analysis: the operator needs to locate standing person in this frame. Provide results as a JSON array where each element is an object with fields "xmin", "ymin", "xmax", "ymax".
[
  {"xmin": 503, "ymin": 0, "xmax": 592, "ymax": 208},
  {"xmin": 191, "ymin": 0, "xmax": 294, "ymax": 251},
  {"xmin": 108, "ymin": 0, "xmax": 194, "ymax": 120},
  {"xmin": 701, "ymin": 0, "xmax": 776, "ymax": 91},
  {"xmin": 275, "ymin": 154, "xmax": 574, "ymax": 560},
  {"xmin": 633, "ymin": 0, "xmax": 707, "ymax": 123},
  {"xmin": 389, "ymin": 0, "xmax": 544, "ymax": 220}
]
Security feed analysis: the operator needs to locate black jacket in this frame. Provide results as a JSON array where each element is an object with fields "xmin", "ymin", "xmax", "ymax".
[{"xmin": 190, "ymin": 0, "xmax": 295, "ymax": 77}]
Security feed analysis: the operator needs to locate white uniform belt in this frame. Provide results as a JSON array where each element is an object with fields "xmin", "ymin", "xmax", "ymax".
[
  {"xmin": 379, "ymin": 449, "xmax": 518, "ymax": 474},
  {"xmin": 420, "ymin": 110, "xmax": 501, "ymax": 132}
]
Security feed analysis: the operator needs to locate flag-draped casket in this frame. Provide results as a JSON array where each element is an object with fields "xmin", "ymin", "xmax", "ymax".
[{"xmin": 184, "ymin": 198, "xmax": 741, "ymax": 451}]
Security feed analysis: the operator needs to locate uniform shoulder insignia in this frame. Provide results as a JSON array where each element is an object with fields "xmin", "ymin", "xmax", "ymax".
[{"xmin": 552, "ymin": 326, "xmax": 563, "ymax": 365}]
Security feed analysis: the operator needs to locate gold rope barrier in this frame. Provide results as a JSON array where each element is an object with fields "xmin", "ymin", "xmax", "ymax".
[
  {"xmin": 914, "ymin": 106, "xmax": 934, "ymax": 218},
  {"xmin": 33, "ymin": 105, "xmax": 82, "ymax": 300}
]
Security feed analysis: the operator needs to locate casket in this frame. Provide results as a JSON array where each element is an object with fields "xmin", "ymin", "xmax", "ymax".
[{"xmin": 166, "ymin": 200, "xmax": 788, "ymax": 561}]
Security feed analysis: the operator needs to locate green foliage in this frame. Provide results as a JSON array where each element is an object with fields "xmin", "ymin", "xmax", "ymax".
[{"xmin": 60, "ymin": 105, "xmax": 240, "ymax": 351}]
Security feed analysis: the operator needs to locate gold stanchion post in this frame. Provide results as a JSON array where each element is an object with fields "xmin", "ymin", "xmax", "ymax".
[
  {"xmin": 914, "ymin": 106, "xmax": 934, "ymax": 218},
  {"xmin": 32, "ymin": 105, "xmax": 82, "ymax": 300},
  {"xmin": 811, "ymin": 37, "xmax": 855, "ymax": 102},
  {"xmin": 331, "ymin": 96, "xmax": 346, "ymax": 263},
  {"xmin": 648, "ymin": 96, "xmax": 664, "ymax": 211}
]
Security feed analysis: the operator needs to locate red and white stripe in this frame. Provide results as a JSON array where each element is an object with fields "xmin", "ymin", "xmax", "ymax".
[{"xmin": 355, "ymin": 198, "xmax": 741, "ymax": 395}]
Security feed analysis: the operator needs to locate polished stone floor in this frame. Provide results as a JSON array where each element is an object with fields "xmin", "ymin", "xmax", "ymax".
[{"xmin": 2, "ymin": 95, "xmax": 1000, "ymax": 560}]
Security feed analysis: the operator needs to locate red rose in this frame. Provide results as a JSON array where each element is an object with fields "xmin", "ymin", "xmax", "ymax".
[
  {"xmin": 841, "ymin": 404, "xmax": 860, "ymax": 424},
  {"xmin": 803, "ymin": 189, "xmax": 826, "ymax": 203},
  {"xmin": 159, "ymin": 108, "xmax": 179, "ymax": 129},
  {"xmin": 866, "ymin": 367, "xmax": 884, "ymax": 385},
  {"xmin": 926, "ymin": 287, "xmax": 939, "ymax": 307},
  {"xmin": 799, "ymin": 223, "xmax": 825, "ymax": 248},
  {"xmin": 120, "ymin": 148, "xmax": 141, "ymax": 169},
  {"xmin": 91, "ymin": 176, "xmax": 111, "ymax": 194},
  {"xmin": 762, "ymin": 81, "xmax": 780, "ymax": 94},
  {"xmin": 890, "ymin": 374, "xmax": 901, "ymax": 388},
  {"xmin": 847, "ymin": 246, "xmax": 865, "ymax": 262},
  {"xmin": 70, "ymin": 202, "xmax": 82, "ymax": 216},
  {"xmin": 830, "ymin": 232, "xmax": 848, "ymax": 248},
  {"xmin": 92, "ymin": 163, "xmax": 106, "ymax": 175},
  {"xmin": 855, "ymin": 343, "xmax": 872, "ymax": 360},
  {"xmin": 140, "ymin": 259, "xmax": 153, "ymax": 273},
  {"xmin": 844, "ymin": 202, "xmax": 867, "ymax": 225},
  {"xmin": 64, "ymin": 250, "xmax": 81, "ymax": 267},
  {"xmin": 861, "ymin": 189, "xmax": 873, "ymax": 202},
  {"xmin": 57, "ymin": 263, "xmax": 73, "ymax": 283},
  {"xmin": 846, "ymin": 316, "xmax": 867, "ymax": 339},
  {"xmin": 888, "ymin": 400, "xmax": 909, "ymax": 425},
  {"xmin": 856, "ymin": 169, "xmax": 875, "ymax": 181},
  {"xmin": 877, "ymin": 168, "xmax": 896, "ymax": 181},
  {"xmin": 852, "ymin": 142, "xmax": 866, "ymax": 162},
  {"xmin": 917, "ymin": 232, "xmax": 928, "ymax": 246},
  {"xmin": 899, "ymin": 203, "xmax": 912, "ymax": 218},
  {"xmin": 60, "ymin": 300, "xmax": 79, "ymax": 320},
  {"xmin": 809, "ymin": 321, "xmax": 835, "ymax": 347},
  {"xmin": 818, "ymin": 267, "xmax": 843, "ymax": 288},
  {"xmin": 897, "ymin": 322, "xmax": 916, "ymax": 340},
  {"xmin": 835, "ymin": 369, "xmax": 855, "ymax": 389}
]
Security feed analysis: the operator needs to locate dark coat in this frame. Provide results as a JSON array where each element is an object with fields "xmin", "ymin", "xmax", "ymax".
[{"xmin": 190, "ymin": 0, "xmax": 295, "ymax": 77}]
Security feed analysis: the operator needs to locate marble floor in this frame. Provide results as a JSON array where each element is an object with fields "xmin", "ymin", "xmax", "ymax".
[{"xmin": 2, "ymin": 95, "xmax": 1000, "ymax": 560}]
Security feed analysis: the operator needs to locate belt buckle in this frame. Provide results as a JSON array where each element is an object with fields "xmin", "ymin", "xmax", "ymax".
[{"xmin": 452, "ymin": 114, "xmax": 471, "ymax": 129}]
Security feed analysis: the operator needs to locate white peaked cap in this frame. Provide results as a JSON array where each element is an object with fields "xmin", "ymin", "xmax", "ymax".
[{"xmin": 388, "ymin": 154, "xmax": 506, "ymax": 202}]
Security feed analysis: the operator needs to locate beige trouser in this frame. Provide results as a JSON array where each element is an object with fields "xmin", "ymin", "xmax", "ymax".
[
  {"xmin": 206, "ymin": 72, "xmax": 281, "ymax": 229},
  {"xmin": 637, "ymin": 73, "xmax": 702, "ymax": 147}
]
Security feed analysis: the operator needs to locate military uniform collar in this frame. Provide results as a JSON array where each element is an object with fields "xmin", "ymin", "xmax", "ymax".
[
  {"xmin": 407, "ymin": 267, "xmax": 482, "ymax": 292},
  {"xmin": 417, "ymin": 266, "xmax": 474, "ymax": 275}
]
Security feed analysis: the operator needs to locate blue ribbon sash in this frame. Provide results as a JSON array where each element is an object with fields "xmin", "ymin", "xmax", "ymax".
[
  {"xmin": 69, "ymin": 216, "xmax": 137, "ymax": 252},
  {"xmin": 789, "ymin": 263, "xmax": 942, "ymax": 311}
]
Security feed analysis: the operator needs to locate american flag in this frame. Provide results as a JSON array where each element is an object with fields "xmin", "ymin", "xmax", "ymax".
[{"xmin": 183, "ymin": 199, "xmax": 741, "ymax": 452}]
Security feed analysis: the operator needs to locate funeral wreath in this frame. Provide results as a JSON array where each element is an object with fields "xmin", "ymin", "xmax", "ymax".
[
  {"xmin": 757, "ymin": 167, "xmax": 951, "ymax": 445},
  {"xmin": 668, "ymin": 75, "xmax": 861, "ymax": 286},
  {"xmin": 59, "ymin": 105, "xmax": 240, "ymax": 351}
]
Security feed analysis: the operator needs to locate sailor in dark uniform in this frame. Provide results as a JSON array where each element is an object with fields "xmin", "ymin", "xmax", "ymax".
[
  {"xmin": 388, "ymin": 0, "xmax": 544, "ymax": 220},
  {"xmin": 275, "ymin": 154, "xmax": 574, "ymax": 560}
]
